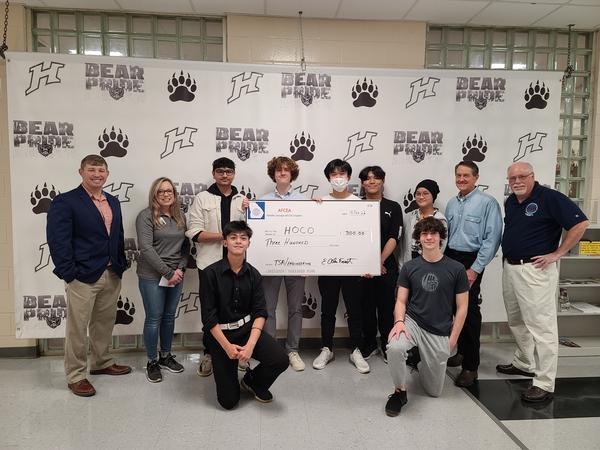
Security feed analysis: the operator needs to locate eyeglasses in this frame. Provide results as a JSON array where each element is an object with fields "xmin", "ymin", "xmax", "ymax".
[
  {"xmin": 215, "ymin": 169, "xmax": 235, "ymax": 176},
  {"xmin": 157, "ymin": 189, "xmax": 174, "ymax": 196},
  {"xmin": 507, "ymin": 173, "xmax": 533, "ymax": 183},
  {"xmin": 415, "ymin": 192, "xmax": 431, "ymax": 198}
]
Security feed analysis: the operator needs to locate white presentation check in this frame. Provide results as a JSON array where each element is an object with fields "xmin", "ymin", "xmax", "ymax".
[{"xmin": 246, "ymin": 200, "xmax": 381, "ymax": 276}]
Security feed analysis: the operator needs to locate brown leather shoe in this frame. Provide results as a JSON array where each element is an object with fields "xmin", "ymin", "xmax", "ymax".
[
  {"xmin": 521, "ymin": 385, "xmax": 553, "ymax": 402},
  {"xmin": 496, "ymin": 363, "xmax": 535, "ymax": 377},
  {"xmin": 90, "ymin": 363, "xmax": 132, "ymax": 376},
  {"xmin": 447, "ymin": 353, "xmax": 463, "ymax": 367},
  {"xmin": 68, "ymin": 379, "xmax": 96, "ymax": 397},
  {"xmin": 454, "ymin": 369, "xmax": 478, "ymax": 387}
]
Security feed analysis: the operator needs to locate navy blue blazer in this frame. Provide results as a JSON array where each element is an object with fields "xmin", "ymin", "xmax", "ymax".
[{"xmin": 47, "ymin": 185, "xmax": 127, "ymax": 283}]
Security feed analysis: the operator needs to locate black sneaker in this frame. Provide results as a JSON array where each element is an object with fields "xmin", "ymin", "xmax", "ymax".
[
  {"xmin": 159, "ymin": 353, "xmax": 184, "ymax": 373},
  {"xmin": 385, "ymin": 390, "xmax": 408, "ymax": 417},
  {"xmin": 240, "ymin": 372, "xmax": 273, "ymax": 403},
  {"xmin": 406, "ymin": 346, "xmax": 421, "ymax": 372},
  {"xmin": 146, "ymin": 360, "xmax": 162, "ymax": 383}
]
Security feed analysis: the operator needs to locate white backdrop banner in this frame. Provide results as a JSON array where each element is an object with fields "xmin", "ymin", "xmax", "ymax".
[{"xmin": 7, "ymin": 52, "xmax": 560, "ymax": 338}]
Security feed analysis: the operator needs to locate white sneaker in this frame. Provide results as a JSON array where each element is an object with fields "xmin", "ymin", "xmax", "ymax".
[
  {"xmin": 312, "ymin": 347, "xmax": 334, "ymax": 370},
  {"xmin": 197, "ymin": 354, "xmax": 212, "ymax": 377},
  {"xmin": 349, "ymin": 348, "xmax": 370, "ymax": 374},
  {"xmin": 238, "ymin": 360, "xmax": 250, "ymax": 372},
  {"xmin": 288, "ymin": 351, "xmax": 306, "ymax": 371}
]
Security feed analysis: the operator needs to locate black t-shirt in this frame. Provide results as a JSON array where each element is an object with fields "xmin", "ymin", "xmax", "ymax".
[
  {"xmin": 378, "ymin": 197, "xmax": 403, "ymax": 271},
  {"xmin": 502, "ymin": 182, "xmax": 587, "ymax": 259},
  {"xmin": 207, "ymin": 182, "xmax": 239, "ymax": 258},
  {"xmin": 397, "ymin": 255, "xmax": 469, "ymax": 336}
]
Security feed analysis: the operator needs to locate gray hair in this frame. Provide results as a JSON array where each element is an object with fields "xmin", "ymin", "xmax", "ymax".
[{"xmin": 507, "ymin": 161, "xmax": 534, "ymax": 174}]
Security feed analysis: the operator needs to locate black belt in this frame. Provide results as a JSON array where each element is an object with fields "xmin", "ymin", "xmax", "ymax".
[
  {"xmin": 504, "ymin": 257, "xmax": 534, "ymax": 265},
  {"xmin": 446, "ymin": 248, "xmax": 478, "ymax": 257}
]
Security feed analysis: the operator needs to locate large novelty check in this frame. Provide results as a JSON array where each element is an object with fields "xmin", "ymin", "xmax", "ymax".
[{"xmin": 246, "ymin": 200, "xmax": 381, "ymax": 276}]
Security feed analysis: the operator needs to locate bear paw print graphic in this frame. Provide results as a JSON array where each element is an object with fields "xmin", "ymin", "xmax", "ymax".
[
  {"xmin": 403, "ymin": 189, "xmax": 418, "ymax": 213},
  {"xmin": 289, "ymin": 132, "xmax": 316, "ymax": 162},
  {"xmin": 115, "ymin": 296, "xmax": 135, "ymax": 325},
  {"xmin": 239, "ymin": 186, "xmax": 256, "ymax": 200},
  {"xmin": 30, "ymin": 183, "xmax": 58, "ymax": 214},
  {"xmin": 524, "ymin": 81, "xmax": 549, "ymax": 110},
  {"xmin": 98, "ymin": 126, "xmax": 129, "ymax": 158},
  {"xmin": 168, "ymin": 71, "xmax": 197, "ymax": 102},
  {"xmin": 352, "ymin": 78, "xmax": 378, "ymax": 108},
  {"xmin": 462, "ymin": 134, "xmax": 488, "ymax": 163},
  {"xmin": 302, "ymin": 293, "xmax": 318, "ymax": 319}
]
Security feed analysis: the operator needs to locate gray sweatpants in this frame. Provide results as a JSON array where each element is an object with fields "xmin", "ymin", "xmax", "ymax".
[
  {"xmin": 262, "ymin": 276, "xmax": 305, "ymax": 353},
  {"xmin": 387, "ymin": 315, "xmax": 451, "ymax": 398}
]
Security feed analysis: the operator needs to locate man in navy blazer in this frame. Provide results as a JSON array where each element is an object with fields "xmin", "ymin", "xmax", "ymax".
[{"xmin": 47, "ymin": 154, "xmax": 131, "ymax": 397}]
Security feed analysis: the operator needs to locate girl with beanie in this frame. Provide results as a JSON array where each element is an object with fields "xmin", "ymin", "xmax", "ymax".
[{"xmin": 401, "ymin": 179, "xmax": 447, "ymax": 264}]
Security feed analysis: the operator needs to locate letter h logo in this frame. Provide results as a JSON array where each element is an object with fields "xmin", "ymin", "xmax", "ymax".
[
  {"xmin": 405, "ymin": 77, "xmax": 440, "ymax": 109},
  {"xmin": 161, "ymin": 127, "xmax": 198, "ymax": 159},
  {"xmin": 344, "ymin": 131, "xmax": 377, "ymax": 161},
  {"xmin": 25, "ymin": 61, "xmax": 66, "ymax": 96},
  {"xmin": 513, "ymin": 132, "xmax": 547, "ymax": 162},
  {"xmin": 227, "ymin": 72, "xmax": 264, "ymax": 104}
]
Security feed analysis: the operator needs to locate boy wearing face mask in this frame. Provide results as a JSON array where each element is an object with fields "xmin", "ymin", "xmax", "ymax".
[{"xmin": 312, "ymin": 159, "xmax": 369, "ymax": 374}]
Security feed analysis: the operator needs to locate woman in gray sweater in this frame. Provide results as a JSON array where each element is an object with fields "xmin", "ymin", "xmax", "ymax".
[{"xmin": 136, "ymin": 177, "xmax": 189, "ymax": 383}]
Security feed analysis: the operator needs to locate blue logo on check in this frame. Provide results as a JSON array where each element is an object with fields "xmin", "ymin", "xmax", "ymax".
[{"xmin": 248, "ymin": 201, "xmax": 265, "ymax": 220}]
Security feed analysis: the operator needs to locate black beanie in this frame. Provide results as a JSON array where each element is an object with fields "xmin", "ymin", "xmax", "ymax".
[{"xmin": 415, "ymin": 179, "xmax": 440, "ymax": 201}]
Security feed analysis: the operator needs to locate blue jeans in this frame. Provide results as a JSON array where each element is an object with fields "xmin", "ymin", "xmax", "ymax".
[{"xmin": 138, "ymin": 278, "xmax": 183, "ymax": 361}]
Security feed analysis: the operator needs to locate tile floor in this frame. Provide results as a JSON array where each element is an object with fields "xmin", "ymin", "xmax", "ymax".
[{"xmin": 1, "ymin": 343, "xmax": 599, "ymax": 450}]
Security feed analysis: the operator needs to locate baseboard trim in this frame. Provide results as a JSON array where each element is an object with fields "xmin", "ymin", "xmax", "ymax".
[{"xmin": 0, "ymin": 346, "xmax": 40, "ymax": 358}]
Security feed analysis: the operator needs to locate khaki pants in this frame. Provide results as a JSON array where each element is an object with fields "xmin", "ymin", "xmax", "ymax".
[
  {"xmin": 64, "ymin": 269, "xmax": 121, "ymax": 384},
  {"xmin": 502, "ymin": 261, "xmax": 558, "ymax": 392}
]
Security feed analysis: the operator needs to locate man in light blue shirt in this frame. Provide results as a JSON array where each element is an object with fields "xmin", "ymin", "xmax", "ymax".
[{"xmin": 444, "ymin": 161, "xmax": 502, "ymax": 387}]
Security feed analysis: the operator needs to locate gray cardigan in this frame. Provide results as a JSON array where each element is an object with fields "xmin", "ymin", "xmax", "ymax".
[{"xmin": 135, "ymin": 207, "xmax": 189, "ymax": 280}]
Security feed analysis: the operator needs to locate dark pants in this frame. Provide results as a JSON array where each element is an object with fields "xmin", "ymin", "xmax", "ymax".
[
  {"xmin": 198, "ymin": 269, "xmax": 210, "ymax": 355},
  {"xmin": 318, "ymin": 276, "xmax": 363, "ymax": 350},
  {"xmin": 205, "ymin": 322, "xmax": 288, "ymax": 410},
  {"xmin": 361, "ymin": 268, "xmax": 397, "ymax": 353},
  {"xmin": 445, "ymin": 248, "xmax": 483, "ymax": 371}
]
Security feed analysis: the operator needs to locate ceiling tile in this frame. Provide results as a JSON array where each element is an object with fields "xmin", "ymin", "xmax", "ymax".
[
  {"xmin": 533, "ymin": 5, "xmax": 600, "ymax": 28},
  {"xmin": 22, "ymin": 0, "xmax": 46, "ymax": 7},
  {"xmin": 266, "ymin": 0, "xmax": 340, "ymax": 18},
  {"xmin": 26, "ymin": 0, "xmax": 121, "ymax": 10},
  {"xmin": 470, "ymin": 2, "xmax": 558, "ymax": 26},
  {"xmin": 491, "ymin": 0, "xmax": 568, "ymax": 3},
  {"xmin": 117, "ymin": 0, "xmax": 194, "ymax": 14},
  {"xmin": 20, "ymin": 0, "xmax": 600, "ymax": 29},
  {"xmin": 570, "ymin": 0, "xmax": 600, "ymax": 5},
  {"xmin": 189, "ymin": 0, "xmax": 265, "ymax": 16},
  {"xmin": 336, "ymin": 0, "xmax": 415, "ymax": 20},
  {"xmin": 406, "ymin": 0, "xmax": 488, "ymax": 24}
]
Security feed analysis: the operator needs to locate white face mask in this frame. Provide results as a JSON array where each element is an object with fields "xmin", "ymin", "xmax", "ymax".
[{"xmin": 330, "ymin": 177, "xmax": 349, "ymax": 192}]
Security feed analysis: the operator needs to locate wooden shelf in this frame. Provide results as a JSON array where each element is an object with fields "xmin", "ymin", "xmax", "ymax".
[
  {"xmin": 558, "ymin": 227, "xmax": 600, "ymax": 357},
  {"xmin": 559, "ymin": 282, "xmax": 600, "ymax": 287},
  {"xmin": 562, "ymin": 256, "xmax": 600, "ymax": 260},
  {"xmin": 558, "ymin": 309, "xmax": 600, "ymax": 316},
  {"xmin": 558, "ymin": 337, "xmax": 600, "ymax": 357}
]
